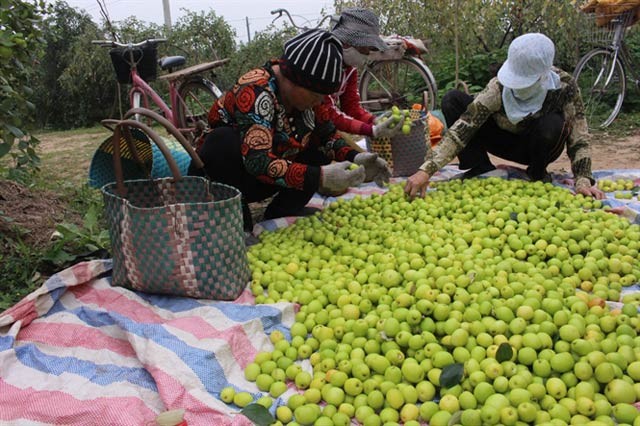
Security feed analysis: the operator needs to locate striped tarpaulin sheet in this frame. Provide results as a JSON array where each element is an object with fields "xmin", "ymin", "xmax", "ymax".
[{"xmin": 1, "ymin": 165, "xmax": 639, "ymax": 425}]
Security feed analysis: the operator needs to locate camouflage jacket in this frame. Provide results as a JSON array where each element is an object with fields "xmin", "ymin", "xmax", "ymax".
[{"xmin": 419, "ymin": 68, "xmax": 594, "ymax": 183}]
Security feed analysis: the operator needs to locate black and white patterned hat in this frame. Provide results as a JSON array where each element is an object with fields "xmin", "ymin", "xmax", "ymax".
[
  {"xmin": 281, "ymin": 29, "xmax": 343, "ymax": 95},
  {"xmin": 332, "ymin": 8, "xmax": 387, "ymax": 52}
]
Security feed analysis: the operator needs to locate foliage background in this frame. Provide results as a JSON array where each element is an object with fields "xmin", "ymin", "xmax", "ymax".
[{"xmin": 4, "ymin": 0, "xmax": 639, "ymax": 137}]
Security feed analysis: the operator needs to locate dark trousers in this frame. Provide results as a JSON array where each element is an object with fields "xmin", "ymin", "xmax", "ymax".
[
  {"xmin": 188, "ymin": 127, "xmax": 329, "ymax": 223},
  {"xmin": 441, "ymin": 90, "xmax": 569, "ymax": 180}
]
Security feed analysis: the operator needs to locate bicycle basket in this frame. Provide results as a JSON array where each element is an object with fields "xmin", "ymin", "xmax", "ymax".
[
  {"xmin": 109, "ymin": 45, "xmax": 158, "ymax": 84},
  {"xmin": 580, "ymin": 2, "xmax": 640, "ymax": 46}
]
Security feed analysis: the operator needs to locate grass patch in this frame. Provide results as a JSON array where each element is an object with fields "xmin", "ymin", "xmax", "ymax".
[
  {"xmin": 1, "ymin": 125, "xmax": 111, "ymax": 311},
  {"xmin": 588, "ymin": 107, "xmax": 640, "ymax": 139}
]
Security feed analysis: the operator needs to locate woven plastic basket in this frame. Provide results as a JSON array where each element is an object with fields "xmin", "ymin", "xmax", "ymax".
[
  {"xmin": 100, "ymin": 114, "xmax": 250, "ymax": 300},
  {"xmin": 366, "ymin": 110, "xmax": 430, "ymax": 177}
]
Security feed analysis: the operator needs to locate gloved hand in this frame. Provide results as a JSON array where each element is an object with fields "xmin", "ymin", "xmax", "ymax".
[
  {"xmin": 372, "ymin": 111, "xmax": 404, "ymax": 139},
  {"xmin": 319, "ymin": 161, "xmax": 366, "ymax": 195},
  {"xmin": 354, "ymin": 152, "xmax": 391, "ymax": 187}
]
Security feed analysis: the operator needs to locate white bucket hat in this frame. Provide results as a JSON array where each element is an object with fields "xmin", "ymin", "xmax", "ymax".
[{"xmin": 498, "ymin": 33, "xmax": 555, "ymax": 89}]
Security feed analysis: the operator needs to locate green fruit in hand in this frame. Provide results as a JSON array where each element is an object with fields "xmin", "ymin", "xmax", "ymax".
[{"xmin": 348, "ymin": 163, "xmax": 360, "ymax": 171}]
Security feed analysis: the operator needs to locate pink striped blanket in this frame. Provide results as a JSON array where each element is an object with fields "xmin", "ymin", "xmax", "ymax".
[{"xmin": 1, "ymin": 166, "xmax": 639, "ymax": 425}]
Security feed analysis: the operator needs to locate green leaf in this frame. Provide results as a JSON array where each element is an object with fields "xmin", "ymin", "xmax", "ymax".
[
  {"xmin": 6, "ymin": 124, "xmax": 24, "ymax": 137},
  {"xmin": 448, "ymin": 410, "xmax": 463, "ymax": 426},
  {"xmin": 440, "ymin": 363, "xmax": 464, "ymax": 388},
  {"xmin": 55, "ymin": 223, "xmax": 77, "ymax": 237},
  {"xmin": 84, "ymin": 208, "xmax": 98, "ymax": 230},
  {"xmin": 0, "ymin": 142, "xmax": 11, "ymax": 157},
  {"xmin": 240, "ymin": 404, "xmax": 275, "ymax": 426},
  {"xmin": 496, "ymin": 343, "xmax": 514, "ymax": 362}
]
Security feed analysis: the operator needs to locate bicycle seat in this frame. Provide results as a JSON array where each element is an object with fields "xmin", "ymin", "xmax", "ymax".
[{"xmin": 158, "ymin": 56, "xmax": 186, "ymax": 71}]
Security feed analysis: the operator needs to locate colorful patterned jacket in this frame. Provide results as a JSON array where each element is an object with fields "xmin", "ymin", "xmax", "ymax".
[
  {"xmin": 315, "ymin": 66, "xmax": 376, "ymax": 137},
  {"xmin": 419, "ymin": 68, "xmax": 594, "ymax": 183},
  {"xmin": 207, "ymin": 60, "xmax": 359, "ymax": 192}
]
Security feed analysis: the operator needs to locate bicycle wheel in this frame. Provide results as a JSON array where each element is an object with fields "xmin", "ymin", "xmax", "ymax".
[
  {"xmin": 359, "ymin": 57, "xmax": 438, "ymax": 113},
  {"xmin": 175, "ymin": 77, "xmax": 221, "ymax": 133},
  {"xmin": 573, "ymin": 48, "xmax": 626, "ymax": 129}
]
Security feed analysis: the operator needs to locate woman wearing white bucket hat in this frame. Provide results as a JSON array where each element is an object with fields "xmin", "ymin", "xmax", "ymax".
[{"xmin": 404, "ymin": 33, "xmax": 604, "ymax": 200}]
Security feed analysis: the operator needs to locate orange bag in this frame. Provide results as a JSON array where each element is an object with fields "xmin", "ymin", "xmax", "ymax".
[{"xmin": 427, "ymin": 112, "xmax": 445, "ymax": 147}]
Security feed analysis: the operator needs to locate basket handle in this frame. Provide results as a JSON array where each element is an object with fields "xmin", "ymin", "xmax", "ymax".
[
  {"xmin": 123, "ymin": 107, "xmax": 204, "ymax": 169},
  {"xmin": 110, "ymin": 119, "xmax": 183, "ymax": 197},
  {"xmin": 101, "ymin": 119, "xmax": 117, "ymax": 132}
]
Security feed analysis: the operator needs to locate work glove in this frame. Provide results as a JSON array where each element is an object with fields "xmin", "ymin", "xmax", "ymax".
[
  {"xmin": 354, "ymin": 152, "xmax": 391, "ymax": 187},
  {"xmin": 319, "ymin": 161, "xmax": 366, "ymax": 195},
  {"xmin": 372, "ymin": 111, "xmax": 404, "ymax": 139}
]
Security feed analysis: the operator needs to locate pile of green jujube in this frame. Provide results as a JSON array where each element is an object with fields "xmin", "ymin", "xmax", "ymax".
[
  {"xmin": 224, "ymin": 178, "xmax": 640, "ymax": 426},
  {"xmin": 597, "ymin": 179, "xmax": 640, "ymax": 201}
]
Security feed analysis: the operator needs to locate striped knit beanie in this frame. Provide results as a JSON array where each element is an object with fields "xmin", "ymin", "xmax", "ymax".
[{"xmin": 280, "ymin": 29, "xmax": 343, "ymax": 95}]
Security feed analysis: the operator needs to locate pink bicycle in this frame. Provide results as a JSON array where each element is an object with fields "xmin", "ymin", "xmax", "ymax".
[{"xmin": 92, "ymin": 38, "xmax": 228, "ymax": 140}]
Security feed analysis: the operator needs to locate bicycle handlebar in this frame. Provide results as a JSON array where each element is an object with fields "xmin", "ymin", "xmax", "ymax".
[
  {"xmin": 270, "ymin": 8, "xmax": 334, "ymax": 31},
  {"xmin": 270, "ymin": 8, "xmax": 300, "ymax": 29},
  {"xmin": 91, "ymin": 38, "xmax": 167, "ymax": 48}
]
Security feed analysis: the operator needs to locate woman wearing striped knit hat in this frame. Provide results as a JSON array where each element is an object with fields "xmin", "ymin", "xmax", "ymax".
[{"xmin": 190, "ymin": 29, "xmax": 389, "ymax": 231}]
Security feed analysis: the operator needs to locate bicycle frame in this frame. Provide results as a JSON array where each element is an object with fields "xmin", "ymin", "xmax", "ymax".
[
  {"xmin": 128, "ymin": 68, "xmax": 177, "ymax": 125},
  {"xmin": 592, "ymin": 14, "xmax": 639, "ymax": 91}
]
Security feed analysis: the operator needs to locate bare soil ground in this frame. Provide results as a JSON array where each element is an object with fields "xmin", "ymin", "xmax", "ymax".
[
  {"xmin": 0, "ymin": 128, "xmax": 109, "ymax": 249},
  {"xmin": 503, "ymin": 130, "xmax": 640, "ymax": 174},
  {"xmin": 1, "ymin": 127, "xmax": 639, "ymax": 250}
]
